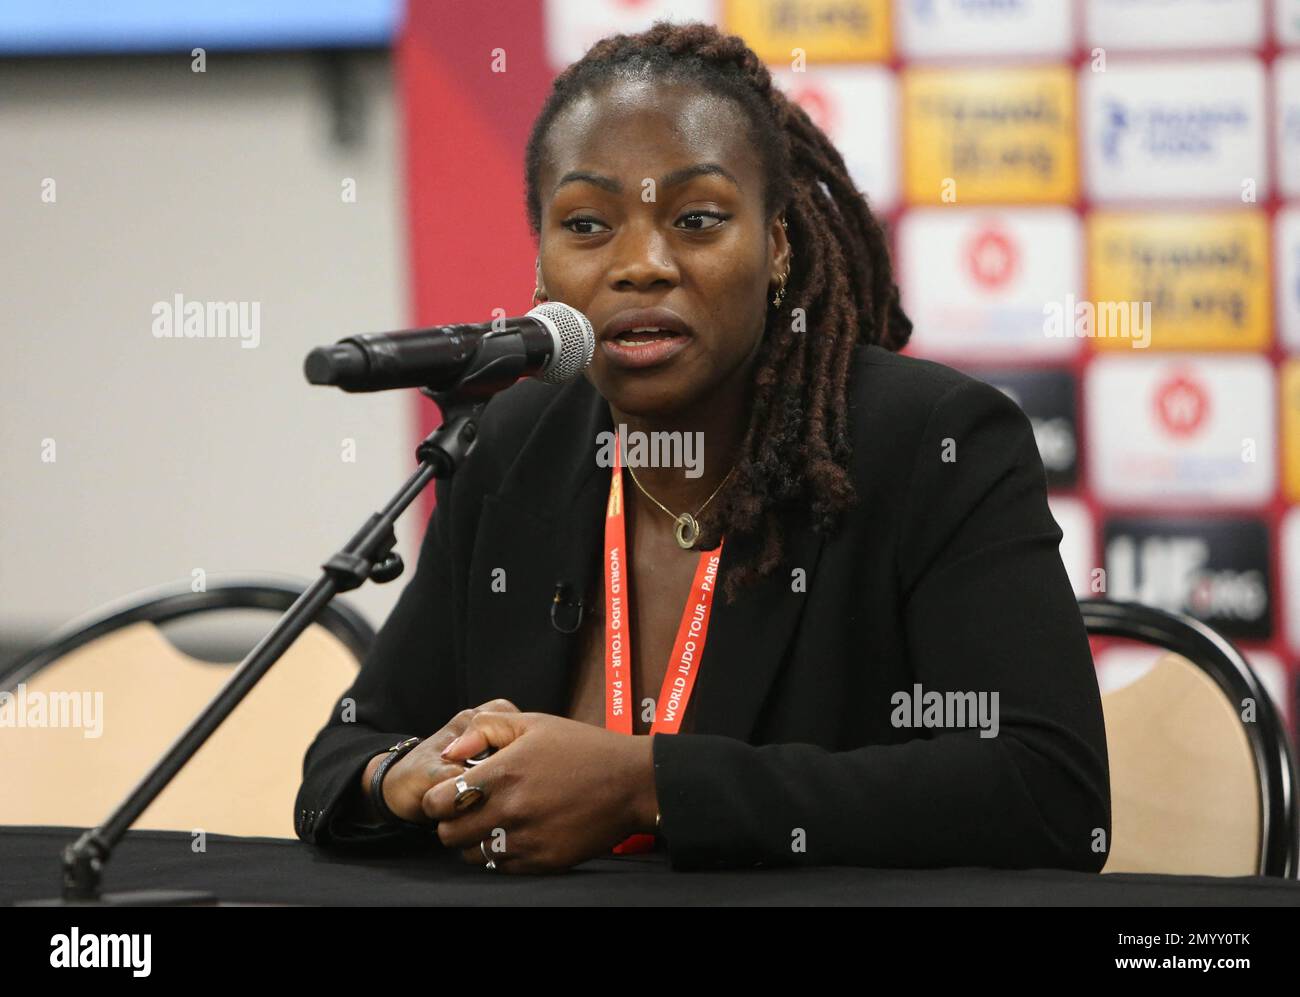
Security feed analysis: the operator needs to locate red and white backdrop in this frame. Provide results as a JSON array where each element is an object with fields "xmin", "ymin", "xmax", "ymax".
[{"xmin": 398, "ymin": 0, "xmax": 1300, "ymax": 737}]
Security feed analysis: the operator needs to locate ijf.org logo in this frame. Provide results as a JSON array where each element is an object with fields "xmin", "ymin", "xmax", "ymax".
[
  {"xmin": 965, "ymin": 226, "xmax": 1018, "ymax": 291},
  {"xmin": 785, "ymin": 82, "xmax": 834, "ymax": 134},
  {"xmin": 1100, "ymin": 98, "xmax": 1251, "ymax": 167},
  {"xmin": 1153, "ymin": 370, "xmax": 1210, "ymax": 439}
]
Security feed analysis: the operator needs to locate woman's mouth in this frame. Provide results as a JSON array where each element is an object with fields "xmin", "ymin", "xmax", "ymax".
[{"xmin": 601, "ymin": 327, "xmax": 690, "ymax": 369}]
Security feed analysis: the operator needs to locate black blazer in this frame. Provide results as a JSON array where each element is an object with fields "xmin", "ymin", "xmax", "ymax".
[{"xmin": 294, "ymin": 343, "xmax": 1111, "ymax": 872}]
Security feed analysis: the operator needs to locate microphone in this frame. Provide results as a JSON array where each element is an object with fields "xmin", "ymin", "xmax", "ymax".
[{"xmin": 304, "ymin": 301, "xmax": 595, "ymax": 396}]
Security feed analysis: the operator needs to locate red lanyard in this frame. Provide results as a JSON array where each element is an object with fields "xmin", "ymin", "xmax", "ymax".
[{"xmin": 604, "ymin": 430, "xmax": 723, "ymax": 853}]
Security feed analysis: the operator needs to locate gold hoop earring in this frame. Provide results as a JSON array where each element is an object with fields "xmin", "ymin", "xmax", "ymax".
[
  {"xmin": 771, "ymin": 219, "xmax": 793, "ymax": 309},
  {"xmin": 771, "ymin": 276, "xmax": 787, "ymax": 310},
  {"xmin": 771, "ymin": 263, "xmax": 792, "ymax": 309}
]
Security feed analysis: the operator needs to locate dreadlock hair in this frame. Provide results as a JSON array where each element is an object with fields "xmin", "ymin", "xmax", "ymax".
[{"xmin": 523, "ymin": 20, "xmax": 912, "ymax": 604}]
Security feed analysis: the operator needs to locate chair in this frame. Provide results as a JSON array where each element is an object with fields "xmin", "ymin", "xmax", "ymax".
[
  {"xmin": 1082, "ymin": 598, "xmax": 1299, "ymax": 878},
  {"xmin": 0, "ymin": 576, "xmax": 374, "ymax": 839}
]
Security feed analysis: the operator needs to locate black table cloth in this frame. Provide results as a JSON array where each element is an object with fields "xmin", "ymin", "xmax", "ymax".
[{"xmin": 4, "ymin": 826, "xmax": 1299, "ymax": 905}]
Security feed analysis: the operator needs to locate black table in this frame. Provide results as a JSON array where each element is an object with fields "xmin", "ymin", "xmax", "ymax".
[{"xmin": 4, "ymin": 826, "xmax": 1299, "ymax": 906}]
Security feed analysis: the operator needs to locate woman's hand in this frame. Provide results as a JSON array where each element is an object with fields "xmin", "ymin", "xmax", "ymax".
[
  {"xmin": 375, "ymin": 698, "xmax": 521, "ymax": 825},
  {"xmin": 427, "ymin": 712, "xmax": 658, "ymax": 873}
]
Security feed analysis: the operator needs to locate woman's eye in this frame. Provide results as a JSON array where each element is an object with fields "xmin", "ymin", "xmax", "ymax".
[
  {"xmin": 677, "ymin": 211, "xmax": 729, "ymax": 230},
  {"xmin": 561, "ymin": 217, "xmax": 609, "ymax": 235},
  {"xmin": 561, "ymin": 212, "xmax": 729, "ymax": 234}
]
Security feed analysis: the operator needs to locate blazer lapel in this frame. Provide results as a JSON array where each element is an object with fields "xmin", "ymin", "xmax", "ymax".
[
  {"xmin": 461, "ymin": 375, "xmax": 827, "ymax": 744},
  {"xmin": 689, "ymin": 512, "xmax": 826, "ymax": 742},
  {"xmin": 462, "ymin": 378, "xmax": 609, "ymax": 715}
]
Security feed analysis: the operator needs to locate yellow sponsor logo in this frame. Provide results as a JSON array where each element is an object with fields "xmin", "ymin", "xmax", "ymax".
[
  {"xmin": 1088, "ymin": 212, "xmax": 1271, "ymax": 351},
  {"xmin": 902, "ymin": 65, "xmax": 1076, "ymax": 204},
  {"xmin": 1282, "ymin": 361, "xmax": 1300, "ymax": 502},
  {"xmin": 724, "ymin": 0, "xmax": 890, "ymax": 62}
]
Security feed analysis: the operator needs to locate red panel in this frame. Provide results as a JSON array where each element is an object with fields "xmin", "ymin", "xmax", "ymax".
[{"xmin": 397, "ymin": 0, "xmax": 553, "ymax": 523}]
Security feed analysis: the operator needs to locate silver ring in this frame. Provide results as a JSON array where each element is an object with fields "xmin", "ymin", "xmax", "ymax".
[
  {"xmin": 453, "ymin": 775, "xmax": 486, "ymax": 812},
  {"xmin": 480, "ymin": 839, "xmax": 497, "ymax": 871}
]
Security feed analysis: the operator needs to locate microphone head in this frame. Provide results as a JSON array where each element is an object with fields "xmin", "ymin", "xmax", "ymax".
[
  {"xmin": 526, "ymin": 302, "xmax": 595, "ymax": 384},
  {"xmin": 304, "ymin": 342, "xmax": 367, "ymax": 386}
]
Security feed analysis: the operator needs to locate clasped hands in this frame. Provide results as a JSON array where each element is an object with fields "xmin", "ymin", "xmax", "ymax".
[{"xmin": 377, "ymin": 699, "xmax": 658, "ymax": 874}]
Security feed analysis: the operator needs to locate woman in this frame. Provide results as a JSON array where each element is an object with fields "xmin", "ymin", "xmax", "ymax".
[{"xmin": 294, "ymin": 21, "xmax": 1110, "ymax": 874}]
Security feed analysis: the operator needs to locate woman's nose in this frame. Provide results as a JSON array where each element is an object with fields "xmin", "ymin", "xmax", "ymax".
[{"xmin": 608, "ymin": 224, "xmax": 677, "ymax": 290}]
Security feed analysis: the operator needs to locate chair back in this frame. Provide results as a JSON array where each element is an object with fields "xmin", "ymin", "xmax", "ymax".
[
  {"xmin": 0, "ymin": 578, "xmax": 374, "ymax": 839},
  {"xmin": 1082, "ymin": 598, "xmax": 1298, "ymax": 878}
]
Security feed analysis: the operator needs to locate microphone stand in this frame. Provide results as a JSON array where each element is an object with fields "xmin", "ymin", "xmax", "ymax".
[{"xmin": 22, "ymin": 388, "xmax": 487, "ymax": 905}]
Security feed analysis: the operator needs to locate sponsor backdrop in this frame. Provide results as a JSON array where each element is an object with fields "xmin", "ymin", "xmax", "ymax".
[{"xmin": 399, "ymin": 0, "xmax": 1300, "ymax": 737}]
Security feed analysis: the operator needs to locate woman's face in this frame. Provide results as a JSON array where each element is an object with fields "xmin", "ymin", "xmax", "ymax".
[{"xmin": 535, "ymin": 77, "xmax": 789, "ymax": 421}]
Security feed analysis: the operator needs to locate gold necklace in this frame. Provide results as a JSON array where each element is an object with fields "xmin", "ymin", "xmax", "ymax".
[{"xmin": 624, "ymin": 462, "xmax": 736, "ymax": 549}]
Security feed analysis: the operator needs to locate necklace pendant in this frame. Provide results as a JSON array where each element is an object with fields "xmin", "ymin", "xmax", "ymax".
[{"xmin": 673, "ymin": 513, "xmax": 700, "ymax": 549}]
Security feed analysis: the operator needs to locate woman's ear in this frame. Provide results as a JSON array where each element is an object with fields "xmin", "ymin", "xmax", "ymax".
[
  {"xmin": 769, "ymin": 215, "xmax": 792, "ymax": 286},
  {"xmin": 534, "ymin": 255, "xmax": 548, "ymax": 302}
]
